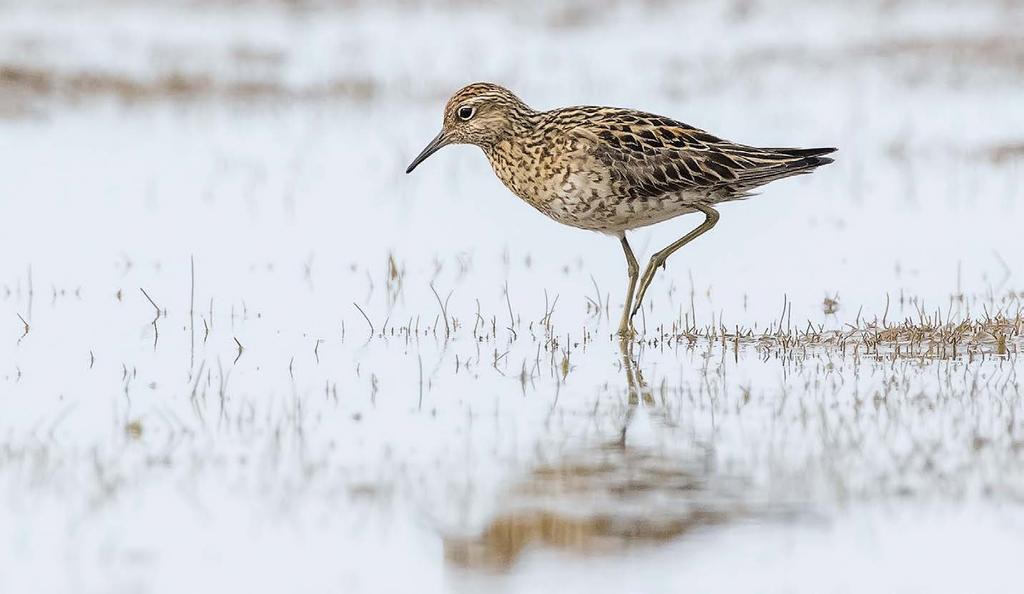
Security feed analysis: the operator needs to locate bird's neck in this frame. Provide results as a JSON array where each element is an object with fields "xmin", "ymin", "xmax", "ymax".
[
  {"xmin": 481, "ymin": 108, "xmax": 539, "ymax": 160},
  {"xmin": 481, "ymin": 112, "xmax": 546, "ymax": 205},
  {"xmin": 508, "ymin": 106, "xmax": 540, "ymax": 136}
]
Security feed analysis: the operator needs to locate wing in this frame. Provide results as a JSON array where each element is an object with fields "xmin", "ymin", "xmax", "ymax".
[{"xmin": 560, "ymin": 108, "xmax": 835, "ymax": 200}]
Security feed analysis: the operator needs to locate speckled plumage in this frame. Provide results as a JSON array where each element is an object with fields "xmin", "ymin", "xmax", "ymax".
[
  {"xmin": 419, "ymin": 82, "xmax": 834, "ymax": 234},
  {"xmin": 407, "ymin": 82, "xmax": 836, "ymax": 335}
]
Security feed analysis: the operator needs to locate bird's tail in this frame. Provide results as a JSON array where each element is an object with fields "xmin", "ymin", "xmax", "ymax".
[
  {"xmin": 766, "ymin": 146, "xmax": 837, "ymax": 168},
  {"xmin": 730, "ymin": 146, "xmax": 837, "ymax": 189}
]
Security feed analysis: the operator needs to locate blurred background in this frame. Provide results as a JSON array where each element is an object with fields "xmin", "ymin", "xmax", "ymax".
[
  {"xmin": 1, "ymin": 1, "xmax": 1022, "ymax": 593},
  {"xmin": 2, "ymin": 0, "xmax": 1021, "ymax": 316}
]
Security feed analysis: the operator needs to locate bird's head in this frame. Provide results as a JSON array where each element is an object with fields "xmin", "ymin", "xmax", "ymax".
[{"xmin": 406, "ymin": 82, "xmax": 533, "ymax": 174}]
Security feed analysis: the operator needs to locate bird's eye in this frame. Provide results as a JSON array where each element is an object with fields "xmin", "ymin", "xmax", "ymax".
[{"xmin": 457, "ymin": 105, "xmax": 475, "ymax": 120}]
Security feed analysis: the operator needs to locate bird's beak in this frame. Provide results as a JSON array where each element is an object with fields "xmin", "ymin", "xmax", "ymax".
[{"xmin": 406, "ymin": 131, "xmax": 450, "ymax": 174}]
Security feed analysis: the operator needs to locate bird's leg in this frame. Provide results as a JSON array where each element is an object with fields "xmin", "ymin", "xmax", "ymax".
[
  {"xmin": 631, "ymin": 204, "xmax": 720, "ymax": 321},
  {"xmin": 617, "ymin": 233, "xmax": 640, "ymax": 337}
]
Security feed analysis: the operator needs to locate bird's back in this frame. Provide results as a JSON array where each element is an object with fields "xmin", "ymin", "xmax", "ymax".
[
  {"xmin": 486, "ymin": 105, "xmax": 835, "ymax": 233},
  {"xmin": 551, "ymin": 106, "xmax": 833, "ymax": 193}
]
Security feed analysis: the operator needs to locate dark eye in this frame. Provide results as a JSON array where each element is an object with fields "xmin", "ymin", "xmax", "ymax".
[{"xmin": 457, "ymin": 105, "xmax": 475, "ymax": 120}]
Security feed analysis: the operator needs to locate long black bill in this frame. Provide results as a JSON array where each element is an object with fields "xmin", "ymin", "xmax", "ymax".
[{"xmin": 406, "ymin": 131, "xmax": 449, "ymax": 174}]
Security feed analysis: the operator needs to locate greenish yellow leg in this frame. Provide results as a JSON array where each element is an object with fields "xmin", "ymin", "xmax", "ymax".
[
  {"xmin": 631, "ymin": 204, "xmax": 720, "ymax": 322},
  {"xmin": 617, "ymin": 233, "xmax": 639, "ymax": 337}
]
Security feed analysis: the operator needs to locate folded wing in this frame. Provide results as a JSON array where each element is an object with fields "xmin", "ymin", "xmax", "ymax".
[{"xmin": 568, "ymin": 110, "xmax": 835, "ymax": 200}]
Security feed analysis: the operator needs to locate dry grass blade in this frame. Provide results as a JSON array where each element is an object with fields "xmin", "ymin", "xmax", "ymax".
[
  {"xmin": 139, "ymin": 288, "xmax": 161, "ymax": 349},
  {"xmin": 353, "ymin": 302, "xmax": 374, "ymax": 336},
  {"xmin": 16, "ymin": 313, "xmax": 29, "ymax": 344},
  {"xmin": 430, "ymin": 283, "xmax": 452, "ymax": 339}
]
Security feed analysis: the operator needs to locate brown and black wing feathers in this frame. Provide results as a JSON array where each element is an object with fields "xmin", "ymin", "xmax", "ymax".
[{"xmin": 564, "ymin": 108, "xmax": 835, "ymax": 200}]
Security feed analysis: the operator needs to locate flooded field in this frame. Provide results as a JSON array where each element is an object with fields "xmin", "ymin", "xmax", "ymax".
[{"xmin": 1, "ymin": 0, "xmax": 1023, "ymax": 592}]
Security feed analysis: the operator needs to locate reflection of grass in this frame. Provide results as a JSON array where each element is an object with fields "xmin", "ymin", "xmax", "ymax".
[
  {"xmin": 4, "ymin": 261, "xmax": 1021, "ymax": 577},
  {"xmin": 438, "ymin": 291, "xmax": 1021, "ymax": 571}
]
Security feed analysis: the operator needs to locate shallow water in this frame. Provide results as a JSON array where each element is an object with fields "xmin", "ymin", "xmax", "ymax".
[{"xmin": 1, "ymin": 1, "xmax": 1023, "ymax": 592}]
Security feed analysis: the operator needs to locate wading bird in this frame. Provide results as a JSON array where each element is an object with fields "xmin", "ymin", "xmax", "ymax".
[{"xmin": 406, "ymin": 83, "xmax": 834, "ymax": 337}]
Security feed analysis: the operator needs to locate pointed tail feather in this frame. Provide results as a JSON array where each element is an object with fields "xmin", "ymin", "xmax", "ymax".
[
  {"xmin": 769, "ymin": 147, "xmax": 838, "ymax": 158},
  {"xmin": 731, "ymin": 146, "xmax": 836, "ymax": 188},
  {"xmin": 767, "ymin": 146, "xmax": 837, "ymax": 168}
]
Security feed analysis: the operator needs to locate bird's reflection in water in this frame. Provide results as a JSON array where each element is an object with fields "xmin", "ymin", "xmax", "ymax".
[
  {"xmin": 444, "ymin": 339, "xmax": 750, "ymax": 571},
  {"xmin": 618, "ymin": 336, "xmax": 654, "ymax": 445}
]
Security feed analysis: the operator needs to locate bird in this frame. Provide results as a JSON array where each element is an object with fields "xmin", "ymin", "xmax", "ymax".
[{"xmin": 406, "ymin": 82, "xmax": 835, "ymax": 337}]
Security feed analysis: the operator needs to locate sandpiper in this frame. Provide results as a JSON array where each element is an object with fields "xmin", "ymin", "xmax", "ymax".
[{"xmin": 406, "ymin": 83, "xmax": 835, "ymax": 337}]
